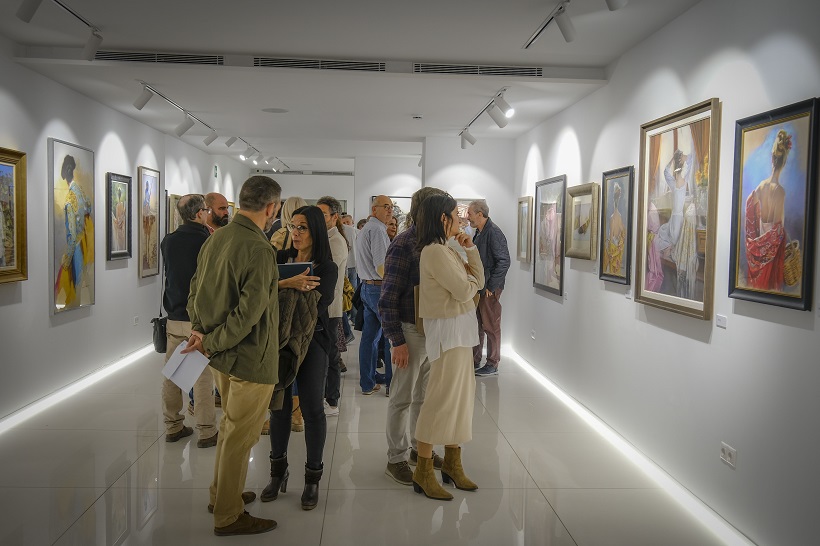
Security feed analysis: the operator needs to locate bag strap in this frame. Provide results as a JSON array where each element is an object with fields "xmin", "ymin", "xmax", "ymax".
[{"xmin": 159, "ymin": 240, "xmax": 165, "ymax": 318}]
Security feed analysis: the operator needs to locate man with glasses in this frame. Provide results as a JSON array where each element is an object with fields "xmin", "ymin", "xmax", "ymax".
[
  {"xmin": 355, "ymin": 195, "xmax": 394, "ymax": 395},
  {"xmin": 159, "ymin": 194, "xmax": 217, "ymax": 447},
  {"xmin": 205, "ymin": 192, "xmax": 231, "ymax": 233}
]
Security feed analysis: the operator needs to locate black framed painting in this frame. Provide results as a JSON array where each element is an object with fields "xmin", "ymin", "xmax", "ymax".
[
  {"xmin": 106, "ymin": 173, "xmax": 132, "ymax": 260},
  {"xmin": 533, "ymin": 175, "xmax": 566, "ymax": 295},
  {"xmin": 599, "ymin": 166, "xmax": 634, "ymax": 285},
  {"xmin": 728, "ymin": 98, "xmax": 818, "ymax": 310}
]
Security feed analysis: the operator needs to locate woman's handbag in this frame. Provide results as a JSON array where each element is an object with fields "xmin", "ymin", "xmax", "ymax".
[{"xmin": 342, "ymin": 276, "xmax": 354, "ymax": 312}]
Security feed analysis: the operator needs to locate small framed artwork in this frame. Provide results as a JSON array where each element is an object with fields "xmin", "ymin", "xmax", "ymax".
[
  {"xmin": 226, "ymin": 200, "xmax": 236, "ymax": 221},
  {"xmin": 106, "ymin": 173, "xmax": 132, "ymax": 261},
  {"xmin": 565, "ymin": 183, "xmax": 599, "ymax": 261},
  {"xmin": 599, "ymin": 166, "xmax": 635, "ymax": 285},
  {"xmin": 728, "ymin": 98, "xmax": 818, "ymax": 310},
  {"xmin": 636, "ymin": 98, "xmax": 721, "ymax": 320},
  {"xmin": 138, "ymin": 166, "xmax": 160, "ymax": 278},
  {"xmin": 167, "ymin": 193, "xmax": 183, "ymax": 234},
  {"xmin": 49, "ymin": 138, "xmax": 95, "ymax": 314},
  {"xmin": 517, "ymin": 196, "xmax": 533, "ymax": 263},
  {"xmin": 533, "ymin": 175, "xmax": 566, "ymax": 295},
  {"xmin": 0, "ymin": 146, "xmax": 27, "ymax": 284}
]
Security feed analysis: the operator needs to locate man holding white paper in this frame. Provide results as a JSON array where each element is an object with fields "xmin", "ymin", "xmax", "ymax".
[
  {"xmin": 160, "ymin": 194, "xmax": 216, "ymax": 447},
  {"xmin": 184, "ymin": 176, "xmax": 282, "ymax": 537}
]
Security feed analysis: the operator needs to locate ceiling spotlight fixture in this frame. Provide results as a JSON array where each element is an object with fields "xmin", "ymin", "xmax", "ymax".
[
  {"xmin": 16, "ymin": 0, "xmax": 44, "ymax": 23},
  {"xmin": 460, "ymin": 129, "xmax": 477, "ymax": 149},
  {"xmin": 418, "ymin": 155, "xmax": 423, "ymax": 168},
  {"xmin": 487, "ymin": 104, "xmax": 509, "ymax": 128},
  {"xmin": 523, "ymin": 0, "xmax": 577, "ymax": 49},
  {"xmin": 457, "ymin": 88, "xmax": 512, "ymax": 150},
  {"xmin": 83, "ymin": 30, "xmax": 103, "ymax": 61},
  {"xmin": 133, "ymin": 86, "xmax": 154, "ymax": 110},
  {"xmin": 494, "ymin": 95, "xmax": 515, "ymax": 118},
  {"xmin": 225, "ymin": 136, "xmax": 238, "ymax": 148},
  {"xmin": 252, "ymin": 156, "xmax": 259, "ymax": 165},
  {"xmin": 203, "ymin": 129, "xmax": 218, "ymax": 146},
  {"xmin": 605, "ymin": 0, "xmax": 628, "ymax": 10},
  {"xmin": 174, "ymin": 114, "xmax": 195, "ymax": 137}
]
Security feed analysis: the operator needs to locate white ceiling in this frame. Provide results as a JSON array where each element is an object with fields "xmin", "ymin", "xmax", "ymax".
[{"xmin": 0, "ymin": 0, "xmax": 701, "ymax": 172}]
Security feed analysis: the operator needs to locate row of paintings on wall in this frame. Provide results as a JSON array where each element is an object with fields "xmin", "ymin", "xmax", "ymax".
[{"xmin": 517, "ymin": 97, "xmax": 818, "ymax": 318}]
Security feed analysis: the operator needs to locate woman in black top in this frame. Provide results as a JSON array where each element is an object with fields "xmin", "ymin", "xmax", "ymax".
[{"xmin": 262, "ymin": 206, "xmax": 338, "ymax": 510}]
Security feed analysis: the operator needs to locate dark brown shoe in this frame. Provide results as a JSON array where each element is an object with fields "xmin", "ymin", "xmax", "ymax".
[
  {"xmin": 213, "ymin": 511, "xmax": 276, "ymax": 536},
  {"xmin": 165, "ymin": 426, "xmax": 193, "ymax": 443},
  {"xmin": 208, "ymin": 491, "xmax": 256, "ymax": 513},
  {"xmin": 197, "ymin": 432, "xmax": 218, "ymax": 448}
]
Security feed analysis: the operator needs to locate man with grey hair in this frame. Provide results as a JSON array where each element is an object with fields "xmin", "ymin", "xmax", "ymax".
[
  {"xmin": 159, "ymin": 194, "xmax": 216, "ymax": 447},
  {"xmin": 466, "ymin": 199, "xmax": 510, "ymax": 376},
  {"xmin": 184, "ymin": 176, "xmax": 282, "ymax": 536}
]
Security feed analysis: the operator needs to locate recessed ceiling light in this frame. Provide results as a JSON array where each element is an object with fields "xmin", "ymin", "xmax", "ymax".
[{"xmin": 262, "ymin": 108, "xmax": 289, "ymax": 114}]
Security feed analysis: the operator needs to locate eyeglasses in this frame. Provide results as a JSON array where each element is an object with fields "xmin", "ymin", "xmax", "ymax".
[
  {"xmin": 199, "ymin": 208, "xmax": 211, "ymax": 214},
  {"xmin": 378, "ymin": 204, "xmax": 394, "ymax": 212},
  {"xmin": 286, "ymin": 223, "xmax": 310, "ymax": 234}
]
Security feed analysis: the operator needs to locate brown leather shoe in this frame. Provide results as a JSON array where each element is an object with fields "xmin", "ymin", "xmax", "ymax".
[
  {"xmin": 213, "ymin": 511, "xmax": 276, "ymax": 536},
  {"xmin": 197, "ymin": 432, "xmax": 218, "ymax": 448},
  {"xmin": 165, "ymin": 426, "xmax": 193, "ymax": 443},
  {"xmin": 208, "ymin": 491, "xmax": 256, "ymax": 513}
]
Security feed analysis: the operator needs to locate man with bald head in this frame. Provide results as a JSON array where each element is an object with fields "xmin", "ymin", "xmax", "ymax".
[
  {"xmin": 355, "ymin": 195, "xmax": 394, "ymax": 395},
  {"xmin": 205, "ymin": 192, "xmax": 230, "ymax": 233}
]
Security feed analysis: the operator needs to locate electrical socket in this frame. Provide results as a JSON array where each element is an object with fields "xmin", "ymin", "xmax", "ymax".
[
  {"xmin": 625, "ymin": 289, "xmax": 632, "ymax": 300},
  {"xmin": 530, "ymin": 330, "xmax": 536, "ymax": 340},
  {"xmin": 720, "ymin": 442, "xmax": 737, "ymax": 469},
  {"xmin": 716, "ymin": 314, "xmax": 728, "ymax": 329},
  {"xmin": 132, "ymin": 316, "xmax": 139, "ymax": 326}
]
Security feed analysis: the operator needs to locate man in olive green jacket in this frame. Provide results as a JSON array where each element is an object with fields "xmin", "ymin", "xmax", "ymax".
[{"xmin": 184, "ymin": 176, "xmax": 282, "ymax": 536}]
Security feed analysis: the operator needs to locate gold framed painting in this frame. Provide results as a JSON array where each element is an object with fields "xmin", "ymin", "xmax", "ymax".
[
  {"xmin": 635, "ymin": 98, "xmax": 721, "ymax": 320},
  {"xmin": 0, "ymin": 147, "xmax": 27, "ymax": 284},
  {"xmin": 565, "ymin": 183, "xmax": 599, "ymax": 261},
  {"xmin": 138, "ymin": 166, "xmax": 160, "ymax": 278},
  {"xmin": 517, "ymin": 196, "xmax": 533, "ymax": 263}
]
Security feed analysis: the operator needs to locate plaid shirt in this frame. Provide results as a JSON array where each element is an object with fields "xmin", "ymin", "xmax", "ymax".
[{"xmin": 378, "ymin": 225, "xmax": 419, "ymax": 347}]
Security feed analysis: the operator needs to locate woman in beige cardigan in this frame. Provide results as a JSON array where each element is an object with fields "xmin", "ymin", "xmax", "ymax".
[{"xmin": 413, "ymin": 193, "xmax": 485, "ymax": 501}]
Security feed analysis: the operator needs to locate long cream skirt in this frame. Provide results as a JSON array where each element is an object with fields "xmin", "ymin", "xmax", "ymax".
[{"xmin": 414, "ymin": 345, "xmax": 476, "ymax": 445}]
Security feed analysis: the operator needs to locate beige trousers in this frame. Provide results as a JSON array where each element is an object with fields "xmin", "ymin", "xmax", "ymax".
[
  {"xmin": 162, "ymin": 320, "xmax": 216, "ymax": 439},
  {"xmin": 209, "ymin": 369, "xmax": 274, "ymax": 528}
]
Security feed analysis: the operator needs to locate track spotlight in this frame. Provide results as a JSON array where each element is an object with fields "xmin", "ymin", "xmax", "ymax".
[
  {"xmin": 203, "ymin": 129, "xmax": 218, "ymax": 146},
  {"xmin": 461, "ymin": 129, "xmax": 476, "ymax": 149},
  {"xmin": 225, "ymin": 136, "xmax": 238, "ymax": 148},
  {"xmin": 264, "ymin": 157, "xmax": 272, "ymax": 165},
  {"xmin": 83, "ymin": 30, "xmax": 103, "ymax": 61},
  {"xmin": 605, "ymin": 0, "xmax": 628, "ymax": 10},
  {"xmin": 16, "ymin": 0, "xmax": 44, "ymax": 23},
  {"xmin": 174, "ymin": 115, "xmax": 195, "ymax": 137},
  {"xmin": 418, "ymin": 156, "xmax": 423, "ymax": 168},
  {"xmin": 241, "ymin": 146, "xmax": 254, "ymax": 160},
  {"xmin": 494, "ymin": 95, "xmax": 514, "ymax": 118},
  {"xmin": 554, "ymin": 4, "xmax": 576, "ymax": 43},
  {"xmin": 133, "ymin": 86, "xmax": 154, "ymax": 110},
  {"xmin": 487, "ymin": 104, "xmax": 509, "ymax": 128},
  {"xmin": 252, "ymin": 156, "xmax": 259, "ymax": 165}
]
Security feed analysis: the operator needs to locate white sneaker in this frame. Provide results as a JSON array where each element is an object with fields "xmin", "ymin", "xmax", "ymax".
[{"xmin": 324, "ymin": 400, "xmax": 340, "ymax": 416}]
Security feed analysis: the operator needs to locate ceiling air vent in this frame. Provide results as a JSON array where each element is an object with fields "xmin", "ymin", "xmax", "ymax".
[
  {"xmin": 276, "ymin": 170, "xmax": 354, "ymax": 177},
  {"xmin": 255, "ymin": 57, "xmax": 385, "ymax": 72},
  {"xmin": 94, "ymin": 51, "xmax": 224, "ymax": 65},
  {"xmin": 413, "ymin": 63, "xmax": 543, "ymax": 77}
]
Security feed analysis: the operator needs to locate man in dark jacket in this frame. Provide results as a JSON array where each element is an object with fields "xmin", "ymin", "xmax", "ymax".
[
  {"xmin": 159, "ymin": 194, "xmax": 217, "ymax": 446},
  {"xmin": 467, "ymin": 200, "xmax": 511, "ymax": 376}
]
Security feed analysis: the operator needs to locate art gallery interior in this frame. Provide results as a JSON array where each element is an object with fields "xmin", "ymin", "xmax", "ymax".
[{"xmin": 0, "ymin": 0, "xmax": 818, "ymax": 544}]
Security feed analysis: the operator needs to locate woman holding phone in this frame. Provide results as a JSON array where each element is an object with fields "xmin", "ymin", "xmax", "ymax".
[{"xmin": 262, "ymin": 206, "xmax": 338, "ymax": 510}]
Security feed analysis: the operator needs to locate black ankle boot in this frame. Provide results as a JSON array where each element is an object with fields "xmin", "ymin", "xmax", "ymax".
[
  {"xmin": 301, "ymin": 465, "xmax": 323, "ymax": 511},
  {"xmin": 261, "ymin": 455, "xmax": 289, "ymax": 502}
]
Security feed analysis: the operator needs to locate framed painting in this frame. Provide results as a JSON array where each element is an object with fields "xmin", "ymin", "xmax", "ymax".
[
  {"xmin": 728, "ymin": 98, "xmax": 818, "ymax": 310},
  {"xmin": 106, "ymin": 173, "xmax": 132, "ymax": 261},
  {"xmin": 517, "ymin": 196, "xmax": 533, "ymax": 263},
  {"xmin": 167, "ymin": 193, "xmax": 183, "ymax": 234},
  {"xmin": 49, "ymin": 138, "xmax": 95, "ymax": 314},
  {"xmin": 138, "ymin": 166, "xmax": 160, "ymax": 278},
  {"xmin": 599, "ymin": 166, "xmax": 635, "ymax": 285},
  {"xmin": 635, "ymin": 99, "xmax": 720, "ymax": 320},
  {"xmin": 226, "ymin": 200, "xmax": 236, "ymax": 222},
  {"xmin": 533, "ymin": 175, "xmax": 566, "ymax": 295},
  {"xmin": 0, "ymin": 147, "xmax": 27, "ymax": 283},
  {"xmin": 565, "ymin": 183, "xmax": 599, "ymax": 260}
]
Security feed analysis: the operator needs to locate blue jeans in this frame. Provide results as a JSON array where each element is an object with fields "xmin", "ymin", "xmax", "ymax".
[{"xmin": 359, "ymin": 283, "xmax": 392, "ymax": 392}]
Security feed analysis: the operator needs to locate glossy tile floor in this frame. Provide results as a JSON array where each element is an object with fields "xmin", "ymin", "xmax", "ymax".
[{"xmin": 0, "ymin": 339, "xmax": 729, "ymax": 546}]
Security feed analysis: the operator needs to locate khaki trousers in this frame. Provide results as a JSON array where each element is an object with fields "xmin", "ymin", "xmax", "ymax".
[
  {"xmin": 385, "ymin": 322, "xmax": 431, "ymax": 463},
  {"xmin": 162, "ymin": 320, "xmax": 216, "ymax": 439},
  {"xmin": 210, "ymin": 369, "xmax": 274, "ymax": 527}
]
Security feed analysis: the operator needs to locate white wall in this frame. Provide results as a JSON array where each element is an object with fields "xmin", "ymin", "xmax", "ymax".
[
  {"xmin": 0, "ymin": 37, "xmax": 246, "ymax": 420},
  {"xmin": 266, "ymin": 173, "xmax": 355, "ymax": 213},
  {"xmin": 509, "ymin": 0, "xmax": 820, "ymax": 544},
  {"xmin": 353, "ymin": 156, "xmax": 421, "ymax": 221}
]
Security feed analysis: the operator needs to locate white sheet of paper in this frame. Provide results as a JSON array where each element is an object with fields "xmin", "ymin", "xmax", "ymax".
[{"xmin": 161, "ymin": 341, "xmax": 210, "ymax": 393}]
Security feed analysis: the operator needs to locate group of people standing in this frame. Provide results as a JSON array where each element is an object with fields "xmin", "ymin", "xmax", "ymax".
[{"xmin": 159, "ymin": 176, "xmax": 510, "ymax": 536}]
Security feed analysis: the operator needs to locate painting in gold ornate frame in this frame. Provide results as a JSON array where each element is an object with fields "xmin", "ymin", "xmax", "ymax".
[
  {"xmin": 533, "ymin": 175, "xmax": 566, "ymax": 295},
  {"xmin": 599, "ymin": 166, "xmax": 634, "ymax": 285},
  {"xmin": 106, "ymin": 173, "xmax": 132, "ymax": 261},
  {"xmin": 565, "ymin": 183, "xmax": 599, "ymax": 261},
  {"xmin": 517, "ymin": 196, "xmax": 533, "ymax": 263},
  {"xmin": 728, "ymin": 98, "xmax": 818, "ymax": 310},
  {"xmin": 49, "ymin": 138, "xmax": 95, "ymax": 314},
  {"xmin": 0, "ymin": 147, "xmax": 27, "ymax": 284},
  {"xmin": 138, "ymin": 166, "xmax": 160, "ymax": 278},
  {"xmin": 635, "ymin": 99, "xmax": 720, "ymax": 320}
]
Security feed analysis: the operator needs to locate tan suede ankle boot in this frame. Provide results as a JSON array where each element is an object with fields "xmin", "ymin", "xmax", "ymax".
[
  {"xmin": 412, "ymin": 455, "xmax": 453, "ymax": 501},
  {"xmin": 291, "ymin": 396, "xmax": 304, "ymax": 432},
  {"xmin": 441, "ymin": 446, "xmax": 478, "ymax": 491}
]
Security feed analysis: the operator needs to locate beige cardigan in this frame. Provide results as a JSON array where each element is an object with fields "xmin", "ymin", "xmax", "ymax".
[
  {"xmin": 327, "ymin": 227, "xmax": 349, "ymax": 318},
  {"xmin": 419, "ymin": 243, "xmax": 484, "ymax": 319}
]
